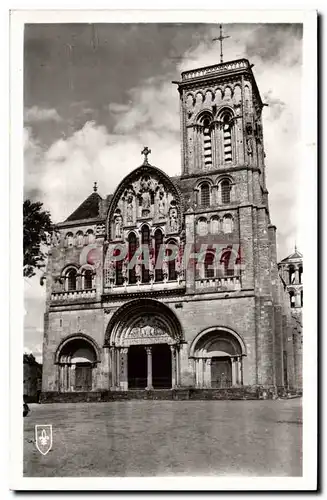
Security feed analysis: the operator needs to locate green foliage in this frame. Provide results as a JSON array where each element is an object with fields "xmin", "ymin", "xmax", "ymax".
[{"xmin": 23, "ymin": 199, "xmax": 52, "ymax": 278}]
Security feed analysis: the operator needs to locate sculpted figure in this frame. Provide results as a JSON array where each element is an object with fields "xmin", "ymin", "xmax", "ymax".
[
  {"xmin": 169, "ymin": 208, "xmax": 178, "ymax": 233},
  {"xmin": 158, "ymin": 192, "xmax": 166, "ymax": 218},
  {"xmin": 126, "ymin": 194, "xmax": 134, "ymax": 223},
  {"xmin": 114, "ymin": 215, "xmax": 123, "ymax": 239}
]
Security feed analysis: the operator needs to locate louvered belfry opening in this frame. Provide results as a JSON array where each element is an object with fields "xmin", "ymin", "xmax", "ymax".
[
  {"xmin": 223, "ymin": 114, "xmax": 232, "ymax": 162},
  {"xmin": 203, "ymin": 117, "xmax": 212, "ymax": 168}
]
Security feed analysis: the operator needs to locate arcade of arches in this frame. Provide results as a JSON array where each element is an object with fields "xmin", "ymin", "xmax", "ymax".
[{"xmin": 55, "ymin": 301, "xmax": 246, "ymax": 392}]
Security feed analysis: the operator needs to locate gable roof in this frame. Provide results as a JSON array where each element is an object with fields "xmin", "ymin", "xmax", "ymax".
[
  {"xmin": 280, "ymin": 247, "xmax": 303, "ymax": 263},
  {"xmin": 65, "ymin": 192, "xmax": 102, "ymax": 222}
]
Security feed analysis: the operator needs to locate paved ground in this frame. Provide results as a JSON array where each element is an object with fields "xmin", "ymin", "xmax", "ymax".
[{"xmin": 24, "ymin": 399, "xmax": 302, "ymax": 477}]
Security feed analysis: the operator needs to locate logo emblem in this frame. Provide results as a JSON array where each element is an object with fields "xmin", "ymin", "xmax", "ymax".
[{"xmin": 35, "ymin": 425, "xmax": 52, "ymax": 455}]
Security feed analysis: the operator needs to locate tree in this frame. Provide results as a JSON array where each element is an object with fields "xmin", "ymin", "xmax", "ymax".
[{"xmin": 23, "ymin": 199, "xmax": 52, "ymax": 278}]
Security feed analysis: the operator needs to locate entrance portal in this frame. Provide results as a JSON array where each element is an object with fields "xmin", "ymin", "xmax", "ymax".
[
  {"xmin": 75, "ymin": 363, "xmax": 92, "ymax": 391},
  {"xmin": 211, "ymin": 357, "xmax": 232, "ymax": 388},
  {"xmin": 152, "ymin": 344, "xmax": 172, "ymax": 389},
  {"xmin": 128, "ymin": 345, "xmax": 147, "ymax": 389}
]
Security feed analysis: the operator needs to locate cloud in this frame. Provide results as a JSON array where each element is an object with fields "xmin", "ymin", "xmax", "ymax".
[{"xmin": 25, "ymin": 106, "xmax": 63, "ymax": 123}]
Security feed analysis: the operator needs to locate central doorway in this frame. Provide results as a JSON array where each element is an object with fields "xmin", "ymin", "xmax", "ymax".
[
  {"xmin": 152, "ymin": 344, "xmax": 172, "ymax": 389},
  {"xmin": 128, "ymin": 346, "xmax": 147, "ymax": 389}
]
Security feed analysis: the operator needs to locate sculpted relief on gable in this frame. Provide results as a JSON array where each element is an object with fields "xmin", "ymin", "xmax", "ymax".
[{"xmin": 109, "ymin": 171, "xmax": 180, "ymax": 240}]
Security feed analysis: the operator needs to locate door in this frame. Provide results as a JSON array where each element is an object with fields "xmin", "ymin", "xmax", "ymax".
[
  {"xmin": 211, "ymin": 357, "xmax": 232, "ymax": 388},
  {"xmin": 152, "ymin": 344, "xmax": 172, "ymax": 389},
  {"xmin": 128, "ymin": 346, "xmax": 147, "ymax": 389},
  {"xmin": 75, "ymin": 363, "xmax": 92, "ymax": 391}
]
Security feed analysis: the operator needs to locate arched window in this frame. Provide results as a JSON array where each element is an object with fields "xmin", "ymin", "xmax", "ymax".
[
  {"xmin": 299, "ymin": 266, "xmax": 303, "ymax": 285},
  {"xmin": 221, "ymin": 180, "xmax": 231, "ymax": 204},
  {"xmin": 66, "ymin": 232, "xmax": 74, "ymax": 247},
  {"xmin": 154, "ymin": 229, "xmax": 163, "ymax": 282},
  {"xmin": 220, "ymin": 246, "xmax": 234, "ymax": 277},
  {"xmin": 223, "ymin": 214, "xmax": 233, "ymax": 234},
  {"xmin": 66, "ymin": 268, "xmax": 77, "ymax": 291},
  {"xmin": 128, "ymin": 232, "xmax": 137, "ymax": 285},
  {"xmin": 200, "ymin": 183, "xmax": 210, "ymax": 207},
  {"xmin": 197, "ymin": 113, "xmax": 213, "ymax": 170},
  {"xmin": 83, "ymin": 269, "xmax": 93, "ymax": 289},
  {"xmin": 141, "ymin": 225, "xmax": 150, "ymax": 283},
  {"xmin": 197, "ymin": 217, "xmax": 208, "ymax": 236},
  {"xmin": 210, "ymin": 216, "xmax": 220, "ymax": 234},
  {"xmin": 86, "ymin": 229, "xmax": 95, "ymax": 245},
  {"xmin": 76, "ymin": 231, "xmax": 84, "ymax": 247},
  {"xmin": 167, "ymin": 239, "xmax": 177, "ymax": 281},
  {"xmin": 204, "ymin": 251, "xmax": 215, "ymax": 279}
]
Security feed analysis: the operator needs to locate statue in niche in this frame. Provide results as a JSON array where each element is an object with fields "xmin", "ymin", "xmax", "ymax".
[
  {"xmin": 162, "ymin": 257, "xmax": 169, "ymax": 280},
  {"xmin": 122, "ymin": 257, "xmax": 128, "ymax": 281},
  {"xmin": 158, "ymin": 192, "xmax": 166, "ymax": 218},
  {"xmin": 139, "ymin": 176, "xmax": 153, "ymax": 216},
  {"xmin": 247, "ymin": 138, "xmax": 253, "ymax": 156},
  {"xmin": 149, "ymin": 247, "xmax": 155, "ymax": 280},
  {"xmin": 169, "ymin": 208, "xmax": 178, "ymax": 233},
  {"xmin": 126, "ymin": 193, "xmax": 134, "ymax": 223},
  {"xmin": 114, "ymin": 214, "xmax": 123, "ymax": 239},
  {"xmin": 141, "ymin": 190, "xmax": 151, "ymax": 210}
]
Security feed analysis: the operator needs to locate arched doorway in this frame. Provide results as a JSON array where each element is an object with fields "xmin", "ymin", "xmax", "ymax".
[
  {"xmin": 105, "ymin": 299, "xmax": 182, "ymax": 390},
  {"xmin": 190, "ymin": 327, "xmax": 246, "ymax": 389},
  {"xmin": 56, "ymin": 335, "xmax": 99, "ymax": 392}
]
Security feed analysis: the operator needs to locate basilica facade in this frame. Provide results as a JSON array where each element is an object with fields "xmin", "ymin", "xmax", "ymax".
[{"xmin": 41, "ymin": 58, "xmax": 302, "ymax": 398}]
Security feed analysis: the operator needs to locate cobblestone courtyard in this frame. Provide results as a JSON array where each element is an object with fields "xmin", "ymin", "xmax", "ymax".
[{"xmin": 24, "ymin": 399, "xmax": 302, "ymax": 477}]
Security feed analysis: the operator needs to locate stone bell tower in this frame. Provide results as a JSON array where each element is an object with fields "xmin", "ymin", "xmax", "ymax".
[{"xmin": 177, "ymin": 58, "xmax": 266, "ymax": 186}]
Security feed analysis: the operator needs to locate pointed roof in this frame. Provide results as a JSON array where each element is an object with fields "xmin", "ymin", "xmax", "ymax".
[
  {"xmin": 65, "ymin": 191, "xmax": 102, "ymax": 222},
  {"xmin": 280, "ymin": 246, "xmax": 303, "ymax": 263}
]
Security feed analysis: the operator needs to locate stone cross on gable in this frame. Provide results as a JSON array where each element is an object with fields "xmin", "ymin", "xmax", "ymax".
[{"xmin": 141, "ymin": 146, "xmax": 151, "ymax": 165}]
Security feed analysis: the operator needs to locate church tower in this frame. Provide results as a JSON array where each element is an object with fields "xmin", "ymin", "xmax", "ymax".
[
  {"xmin": 178, "ymin": 59, "xmax": 266, "ymax": 187},
  {"xmin": 174, "ymin": 56, "xmax": 283, "ymax": 389}
]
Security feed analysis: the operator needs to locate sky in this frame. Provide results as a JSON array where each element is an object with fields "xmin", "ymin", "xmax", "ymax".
[{"xmin": 23, "ymin": 22, "xmax": 303, "ymax": 362}]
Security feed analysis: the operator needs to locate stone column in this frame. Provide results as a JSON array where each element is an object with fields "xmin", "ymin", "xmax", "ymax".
[
  {"xmin": 238, "ymin": 356, "xmax": 243, "ymax": 385},
  {"xmin": 116, "ymin": 348, "xmax": 121, "ymax": 389},
  {"xmin": 176, "ymin": 346, "xmax": 180, "ymax": 387},
  {"xmin": 58, "ymin": 365, "xmax": 63, "ymax": 392},
  {"xmin": 70, "ymin": 365, "xmax": 75, "ymax": 391},
  {"xmin": 204, "ymin": 358, "xmax": 212, "ymax": 388},
  {"xmin": 231, "ymin": 358, "xmax": 237, "ymax": 386},
  {"xmin": 64, "ymin": 364, "xmax": 68, "ymax": 392},
  {"xmin": 145, "ymin": 346, "xmax": 153, "ymax": 390},
  {"xmin": 110, "ymin": 347, "xmax": 115, "ymax": 389},
  {"xmin": 198, "ymin": 358, "xmax": 204, "ymax": 388},
  {"xmin": 91, "ymin": 364, "xmax": 97, "ymax": 391},
  {"xmin": 120, "ymin": 348, "xmax": 128, "ymax": 391},
  {"xmin": 170, "ymin": 345, "xmax": 177, "ymax": 389}
]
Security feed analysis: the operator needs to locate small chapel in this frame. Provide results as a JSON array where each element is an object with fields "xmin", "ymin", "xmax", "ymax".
[{"xmin": 41, "ymin": 53, "xmax": 303, "ymax": 400}]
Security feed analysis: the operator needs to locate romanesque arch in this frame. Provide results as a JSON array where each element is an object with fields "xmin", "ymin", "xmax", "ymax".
[
  {"xmin": 104, "ymin": 299, "xmax": 183, "ymax": 390},
  {"xmin": 55, "ymin": 333, "xmax": 101, "ymax": 392},
  {"xmin": 189, "ymin": 327, "xmax": 246, "ymax": 389}
]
